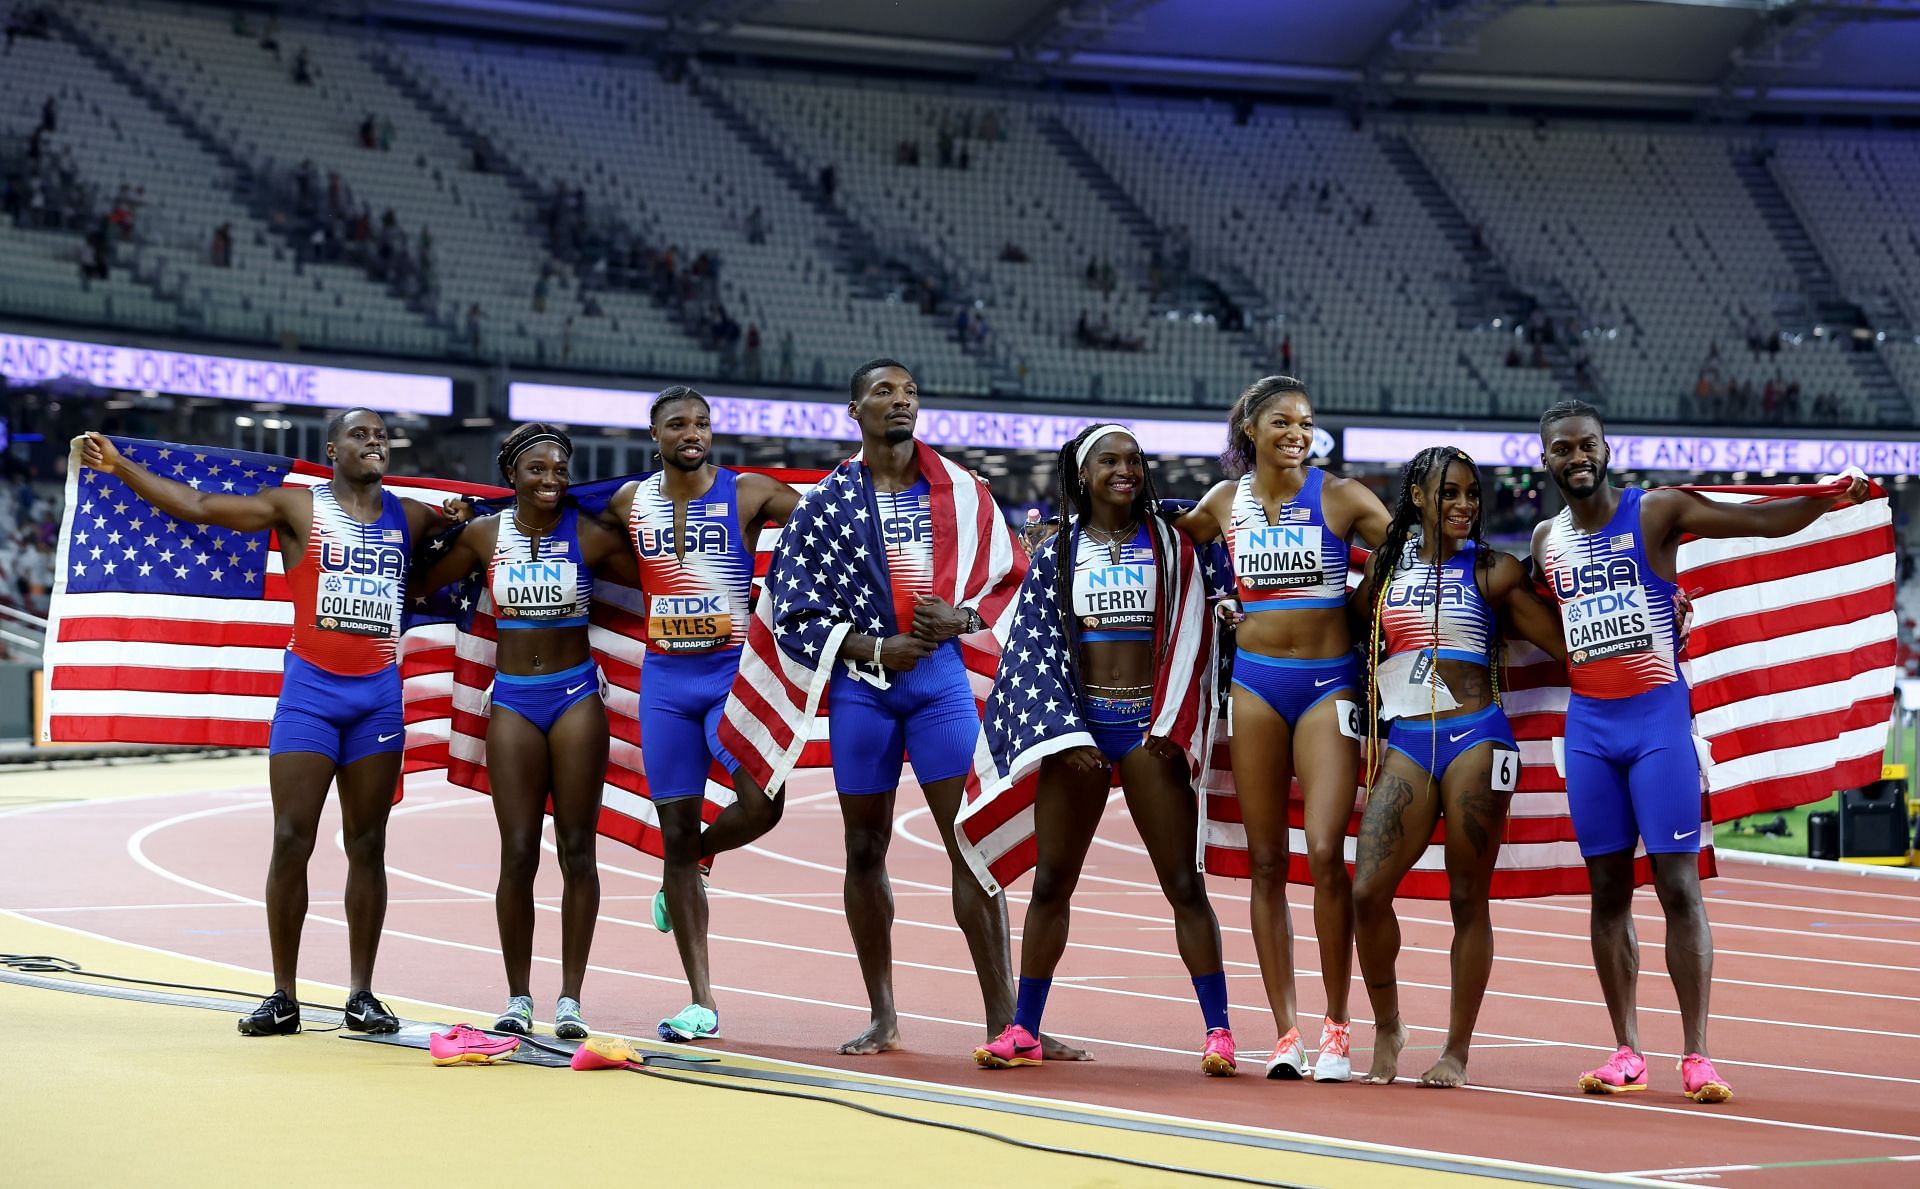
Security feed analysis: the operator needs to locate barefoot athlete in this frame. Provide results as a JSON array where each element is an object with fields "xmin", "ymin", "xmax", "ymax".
[
  {"xmin": 594, "ymin": 386, "xmax": 797, "ymax": 1044},
  {"xmin": 718, "ymin": 359, "xmax": 1083, "ymax": 1061},
  {"xmin": 1177, "ymin": 376, "xmax": 1391, "ymax": 1081},
  {"xmin": 79, "ymin": 412, "xmax": 451, "ymax": 1036},
  {"xmin": 969, "ymin": 425, "xmax": 1234, "ymax": 1076},
  {"xmin": 1349, "ymin": 447, "xmax": 1565, "ymax": 1088},
  {"xmin": 415, "ymin": 423, "xmax": 639, "ymax": 1039},
  {"xmin": 1533, "ymin": 399, "xmax": 1868, "ymax": 1103}
]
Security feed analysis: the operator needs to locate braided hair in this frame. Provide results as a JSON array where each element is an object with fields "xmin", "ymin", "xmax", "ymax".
[
  {"xmin": 1052, "ymin": 424, "xmax": 1165, "ymax": 690},
  {"xmin": 497, "ymin": 422, "xmax": 573, "ymax": 481},
  {"xmin": 1361, "ymin": 446, "xmax": 1499, "ymax": 787},
  {"xmin": 1221, "ymin": 375, "xmax": 1309, "ymax": 477}
]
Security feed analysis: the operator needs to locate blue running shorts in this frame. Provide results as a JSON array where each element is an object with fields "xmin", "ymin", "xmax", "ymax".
[
  {"xmin": 1230, "ymin": 650, "xmax": 1359, "ymax": 729},
  {"xmin": 1385, "ymin": 702, "xmax": 1517, "ymax": 783},
  {"xmin": 268, "ymin": 651, "xmax": 403, "ymax": 766},
  {"xmin": 489, "ymin": 658, "xmax": 603, "ymax": 734},
  {"xmin": 1084, "ymin": 693, "xmax": 1152, "ymax": 764},
  {"xmin": 828, "ymin": 642, "xmax": 981, "ymax": 796},
  {"xmin": 639, "ymin": 647, "xmax": 743, "ymax": 801},
  {"xmin": 1563, "ymin": 680, "xmax": 1705, "ymax": 858}
]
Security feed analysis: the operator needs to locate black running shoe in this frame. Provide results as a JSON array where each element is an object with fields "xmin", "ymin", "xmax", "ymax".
[
  {"xmin": 237, "ymin": 990, "xmax": 301, "ymax": 1036},
  {"xmin": 343, "ymin": 989, "xmax": 400, "ymax": 1034}
]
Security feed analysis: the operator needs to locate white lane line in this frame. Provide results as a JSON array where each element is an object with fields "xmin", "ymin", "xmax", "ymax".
[
  {"xmin": 1620, "ymin": 1153, "xmax": 1920, "ymax": 1178},
  {"xmin": 49, "ymin": 799, "xmax": 1920, "ymax": 1143}
]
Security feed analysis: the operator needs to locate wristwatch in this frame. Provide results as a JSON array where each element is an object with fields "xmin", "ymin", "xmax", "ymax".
[{"xmin": 962, "ymin": 607, "xmax": 985, "ymax": 635}]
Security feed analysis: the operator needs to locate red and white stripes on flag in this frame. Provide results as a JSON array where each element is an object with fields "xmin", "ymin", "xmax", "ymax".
[
  {"xmin": 1200, "ymin": 480, "xmax": 1894, "ymax": 898},
  {"xmin": 401, "ymin": 467, "xmax": 828, "ymax": 858}
]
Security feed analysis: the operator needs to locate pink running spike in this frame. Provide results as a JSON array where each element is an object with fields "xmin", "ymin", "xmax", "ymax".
[
  {"xmin": 1201, "ymin": 1027, "xmax": 1237, "ymax": 1077},
  {"xmin": 1679, "ymin": 1053, "xmax": 1733, "ymax": 1104},
  {"xmin": 1577, "ymin": 1046, "xmax": 1648, "ymax": 1094},
  {"xmin": 973, "ymin": 1024, "xmax": 1042, "ymax": 1069}
]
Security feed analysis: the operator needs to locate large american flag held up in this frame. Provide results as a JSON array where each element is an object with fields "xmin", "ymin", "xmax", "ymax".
[
  {"xmin": 956, "ymin": 514, "xmax": 1227, "ymax": 895},
  {"xmin": 403, "ymin": 467, "xmax": 828, "ymax": 858},
  {"xmin": 1198, "ymin": 478, "xmax": 1896, "ymax": 899},
  {"xmin": 718, "ymin": 441, "xmax": 1025, "ymax": 799},
  {"xmin": 42, "ymin": 436, "xmax": 497, "ymax": 747}
]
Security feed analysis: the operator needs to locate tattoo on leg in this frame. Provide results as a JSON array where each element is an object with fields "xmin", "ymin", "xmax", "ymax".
[
  {"xmin": 1456, "ymin": 784, "xmax": 1503, "ymax": 856},
  {"xmin": 1358, "ymin": 773, "xmax": 1418, "ymax": 878}
]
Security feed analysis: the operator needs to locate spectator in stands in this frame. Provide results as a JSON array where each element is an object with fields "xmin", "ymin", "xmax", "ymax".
[
  {"xmin": 79, "ymin": 226, "xmax": 110, "ymax": 287},
  {"xmin": 778, "ymin": 330, "xmax": 795, "ymax": 383},
  {"xmin": 999, "ymin": 242, "xmax": 1029, "ymax": 264},
  {"xmin": 1504, "ymin": 342, "xmax": 1522, "ymax": 369},
  {"xmin": 745, "ymin": 324, "xmax": 763, "ymax": 381},
  {"xmin": 1280, "ymin": 334, "xmax": 1293, "ymax": 374},
  {"xmin": 819, "ymin": 164, "xmax": 836, "ymax": 202},
  {"xmin": 359, "ymin": 115, "xmax": 378, "ymax": 150},
  {"xmin": 746, "ymin": 205, "xmax": 768, "ymax": 245},
  {"xmin": 937, "ymin": 122, "xmax": 955, "ymax": 168},
  {"xmin": 533, "ymin": 266, "xmax": 551, "ymax": 314},
  {"xmin": 1359, "ymin": 203, "xmax": 1375, "ymax": 227},
  {"xmin": 259, "ymin": 15, "xmax": 281, "ymax": 59},
  {"xmin": 211, "ymin": 222, "xmax": 233, "ymax": 268},
  {"xmin": 39, "ymin": 97, "xmax": 56, "ymax": 135},
  {"xmin": 895, "ymin": 140, "xmax": 921, "ymax": 167},
  {"xmin": 379, "ymin": 116, "xmax": 395, "ymax": 152},
  {"xmin": 561, "ymin": 317, "xmax": 575, "ymax": 365},
  {"xmin": 292, "ymin": 47, "xmax": 314, "ymax": 86}
]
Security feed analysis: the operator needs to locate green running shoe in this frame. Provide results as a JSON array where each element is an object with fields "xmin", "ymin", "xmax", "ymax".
[
  {"xmin": 658, "ymin": 1004, "xmax": 720, "ymax": 1043},
  {"xmin": 651, "ymin": 887, "xmax": 672, "ymax": 934}
]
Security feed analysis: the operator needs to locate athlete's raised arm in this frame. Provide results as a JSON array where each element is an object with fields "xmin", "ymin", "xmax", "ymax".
[
  {"xmin": 1643, "ymin": 475, "xmax": 1868, "ymax": 551},
  {"xmin": 1483, "ymin": 551, "xmax": 1566, "ymax": 661},
  {"xmin": 77, "ymin": 431, "xmax": 302, "ymax": 536}
]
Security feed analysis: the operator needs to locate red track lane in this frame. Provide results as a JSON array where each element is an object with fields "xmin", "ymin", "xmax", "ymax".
[{"xmin": 5, "ymin": 779, "xmax": 1919, "ymax": 1186}]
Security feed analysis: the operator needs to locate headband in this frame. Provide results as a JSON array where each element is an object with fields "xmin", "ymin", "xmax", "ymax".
[
  {"xmin": 1074, "ymin": 424, "xmax": 1137, "ymax": 472},
  {"xmin": 503, "ymin": 431, "xmax": 570, "ymax": 471}
]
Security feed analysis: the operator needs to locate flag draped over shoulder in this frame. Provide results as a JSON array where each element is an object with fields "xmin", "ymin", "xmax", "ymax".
[
  {"xmin": 41, "ymin": 435, "xmax": 497, "ymax": 747},
  {"xmin": 718, "ymin": 441, "xmax": 1025, "ymax": 799},
  {"xmin": 956, "ymin": 515, "xmax": 1225, "ymax": 895},
  {"xmin": 1198, "ymin": 478, "xmax": 1895, "ymax": 899},
  {"xmin": 399, "ymin": 467, "xmax": 827, "ymax": 859}
]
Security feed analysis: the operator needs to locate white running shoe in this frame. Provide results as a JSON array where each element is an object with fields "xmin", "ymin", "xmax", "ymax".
[
  {"xmin": 1264, "ymin": 1027, "xmax": 1307, "ymax": 1080},
  {"xmin": 1313, "ymin": 1017, "xmax": 1353, "ymax": 1082}
]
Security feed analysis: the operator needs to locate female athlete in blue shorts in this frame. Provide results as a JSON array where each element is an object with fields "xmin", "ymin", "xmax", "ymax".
[
  {"xmin": 416, "ymin": 423, "xmax": 638, "ymax": 1039},
  {"xmin": 1348, "ymin": 447, "xmax": 1564, "ymax": 1087}
]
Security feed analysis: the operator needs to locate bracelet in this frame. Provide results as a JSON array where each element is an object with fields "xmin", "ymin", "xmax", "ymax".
[{"xmin": 871, "ymin": 636, "xmax": 885, "ymax": 665}]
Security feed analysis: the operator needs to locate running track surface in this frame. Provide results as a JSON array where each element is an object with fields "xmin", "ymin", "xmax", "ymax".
[{"xmin": 4, "ymin": 771, "xmax": 1918, "ymax": 1186}]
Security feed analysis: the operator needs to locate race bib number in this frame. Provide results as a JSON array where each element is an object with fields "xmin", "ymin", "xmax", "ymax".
[
  {"xmin": 1491, "ymin": 747, "xmax": 1520, "ymax": 792},
  {"xmin": 1073, "ymin": 560, "xmax": 1156, "ymax": 631},
  {"xmin": 649, "ymin": 592, "xmax": 731, "ymax": 652},
  {"xmin": 315, "ymin": 572, "xmax": 399, "ymax": 638},
  {"xmin": 1561, "ymin": 584, "xmax": 1654, "ymax": 666},
  {"xmin": 1233, "ymin": 525, "xmax": 1324, "ymax": 592},
  {"xmin": 1335, "ymin": 698, "xmax": 1364, "ymax": 741},
  {"xmin": 494, "ymin": 559, "xmax": 582, "ymax": 622}
]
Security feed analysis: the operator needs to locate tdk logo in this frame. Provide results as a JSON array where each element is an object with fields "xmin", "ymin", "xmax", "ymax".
[
  {"xmin": 1551, "ymin": 557, "xmax": 1639, "ymax": 600},
  {"xmin": 655, "ymin": 594, "xmax": 725, "ymax": 616},
  {"xmin": 321, "ymin": 540, "xmax": 406, "ymax": 579}
]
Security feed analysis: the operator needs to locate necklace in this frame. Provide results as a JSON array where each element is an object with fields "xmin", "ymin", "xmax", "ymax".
[
  {"xmin": 513, "ymin": 506, "xmax": 560, "ymax": 560},
  {"xmin": 1083, "ymin": 520, "xmax": 1136, "ymax": 565}
]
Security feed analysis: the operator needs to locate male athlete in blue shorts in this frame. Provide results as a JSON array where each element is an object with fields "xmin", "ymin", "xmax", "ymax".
[
  {"xmin": 1532, "ymin": 400, "xmax": 1866, "ymax": 1102},
  {"xmin": 598, "ymin": 387, "xmax": 798, "ymax": 1043},
  {"xmin": 81, "ymin": 412, "xmax": 455, "ymax": 1037}
]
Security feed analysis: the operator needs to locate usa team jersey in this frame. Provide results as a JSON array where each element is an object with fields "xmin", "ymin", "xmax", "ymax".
[
  {"xmin": 878, "ymin": 477, "xmax": 934, "ymax": 634},
  {"xmin": 286, "ymin": 483, "xmax": 412, "ymax": 676},
  {"xmin": 488, "ymin": 504, "xmax": 592, "ymax": 630},
  {"xmin": 627, "ymin": 468, "xmax": 754, "ymax": 654},
  {"xmin": 1379, "ymin": 540, "xmax": 1496, "ymax": 665},
  {"xmin": 1072, "ymin": 522, "xmax": 1156, "ymax": 643},
  {"xmin": 1227, "ymin": 468, "xmax": 1348, "ymax": 613},
  {"xmin": 1539, "ymin": 486, "xmax": 1680, "ymax": 699}
]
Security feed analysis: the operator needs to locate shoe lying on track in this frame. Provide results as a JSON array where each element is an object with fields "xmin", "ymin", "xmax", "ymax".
[
  {"xmin": 429, "ymin": 1023, "xmax": 520, "ymax": 1067},
  {"xmin": 1312, "ymin": 1017, "xmax": 1352, "ymax": 1082},
  {"xmin": 495, "ymin": 995, "xmax": 534, "ymax": 1035},
  {"xmin": 344, "ymin": 990, "xmax": 400, "ymax": 1034},
  {"xmin": 554, "ymin": 997, "xmax": 589, "ymax": 1041},
  {"xmin": 1200, "ymin": 1027, "xmax": 1238, "ymax": 1077},
  {"xmin": 973, "ymin": 1024, "xmax": 1042, "ymax": 1069},
  {"xmin": 236, "ymin": 989, "xmax": 301, "ymax": 1037},
  {"xmin": 1264, "ymin": 1027, "xmax": 1306, "ymax": 1080},
  {"xmin": 1577, "ymin": 1046, "xmax": 1648, "ymax": 1094},
  {"xmin": 571, "ymin": 1036, "xmax": 644, "ymax": 1072},
  {"xmin": 659, "ymin": 1004, "xmax": 720, "ymax": 1044},
  {"xmin": 1679, "ymin": 1053, "xmax": 1732, "ymax": 1104}
]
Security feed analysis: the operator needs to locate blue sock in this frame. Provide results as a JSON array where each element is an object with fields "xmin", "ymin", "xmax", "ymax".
[
  {"xmin": 1192, "ymin": 971, "xmax": 1230, "ymax": 1033},
  {"xmin": 1012, "ymin": 976, "xmax": 1052, "ymax": 1036}
]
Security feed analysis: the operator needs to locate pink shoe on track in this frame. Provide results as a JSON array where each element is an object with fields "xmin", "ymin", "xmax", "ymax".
[{"xmin": 1577, "ymin": 1046, "xmax": 1647, "ymax": 1094}]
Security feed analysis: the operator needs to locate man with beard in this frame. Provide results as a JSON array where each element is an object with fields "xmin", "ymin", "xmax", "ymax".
[
  {"xmin": 1531, "ymin": 400, "xmax": 1865, "ymax": 1103},
  {"xmin": 599, "ymin": 386, "xmax": 798, "ymax": 1043},
  {"xmin": 79, "ymin": 409, "xmax": 455, "ymax": 1037}
]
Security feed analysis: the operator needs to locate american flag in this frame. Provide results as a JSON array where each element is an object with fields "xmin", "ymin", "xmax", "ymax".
[
  {"xmin": 42, "ymin": 436, "xmax": 496, "ymax": 747},
  {"xmin": 956, "ymin": 514, "xmax": 1229, "ymax": 894},
  {"xmin": 717, "ymin": 442, "xmax": 1024, "ymax": 798},
  {"xmin": 1198, "ymin": 478, "xmax": 1895, "ymax": 898},
  {"xmin": 400, "ymin": 467, "xmax": 827, "ymax": 858}
]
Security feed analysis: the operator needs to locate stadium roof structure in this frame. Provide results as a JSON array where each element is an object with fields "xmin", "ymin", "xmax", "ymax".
[{"xmin": 348, "ymin": 0, "xmax": 1920, "ymax": 112}]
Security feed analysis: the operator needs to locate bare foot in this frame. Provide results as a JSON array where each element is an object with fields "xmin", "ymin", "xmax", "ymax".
[
  {"xmin": 1419, "ymin": 1051, "xmax": 1468, "ymax": 1088},
  {"xmin": 1040, "ymin": 1032, "xmax": 1092, "ymax": 1062},
  {"xmin": 1359, "ymin": 1018, "xmax": 1406, "ymax": 1085},
  {"xmin": 837, "ymin": 1019, "xmax": 902, "ymax": 1055}
]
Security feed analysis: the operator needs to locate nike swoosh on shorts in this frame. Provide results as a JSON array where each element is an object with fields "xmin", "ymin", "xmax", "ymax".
[
  {"xmin": 565, "ymin": 683, "xmax": 588, "ymax": 696},
  {"xmin": 1313, "ymin": 677, "xmax": 1338, "ymax": 688},
  {"xmin": 377, "ymin": 733, "xmax": 401, "ymax": 743},
  {"xmin": 1448, "ymin": 731, "xmax": 1472, "ymax": 742},
  {"xmin": 1673, "ymin": 829, "xmax": 1698, "ymax": 841}
]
